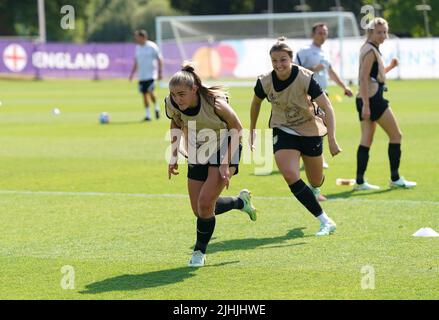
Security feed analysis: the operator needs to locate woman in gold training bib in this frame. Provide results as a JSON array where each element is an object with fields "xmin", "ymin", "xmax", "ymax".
[
  {"xmin": 166, "ymin": 63, "xmax": 257, "ymax": 267},
  {"xmin": 354, "ymin": 18, "xmax": 416, "ymax": 190},
  {"xmin": 250, "ymin": 37, "xmax": 342, "ymax": 236}
]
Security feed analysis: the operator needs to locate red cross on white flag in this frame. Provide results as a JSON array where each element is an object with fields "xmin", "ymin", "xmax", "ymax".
[{"xmin": 3, "ymin": 44, "xmax": 28, "ymax": 72}]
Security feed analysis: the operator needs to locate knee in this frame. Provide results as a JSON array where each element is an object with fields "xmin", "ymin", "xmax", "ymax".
[
  {"xmin": 282, "ymin": 171, "xmax": 300, "ymax": 185},
  {"xmin": 197, "ymin": 197, "xmax": 215, "ymax": 217},
  {"xmin": 190, "ymin": 203, "xmax": 199, "ymax": 217},
  {"xmin": 309, "ymin": 175, "xmax": 324, "ymax": 188},
  {"xmin": 390, "ymin": 131, "xmax": 402, "ymax": 143},
  {"xmin": 361, "ymin": 136, "xmax": 374, "ymax": 147}
]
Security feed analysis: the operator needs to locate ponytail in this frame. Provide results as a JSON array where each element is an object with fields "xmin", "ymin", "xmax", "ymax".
[
  {"xmin": 269, "ymin": 36, "xmax": 293, "ymax": 59},
  {"xmin": 169, "ymin": 62, "xmax": 227, "ymax": 100}
]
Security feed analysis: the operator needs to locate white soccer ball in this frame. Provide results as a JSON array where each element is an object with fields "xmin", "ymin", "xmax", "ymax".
[{"xmin": 52, "ymin": 108, "xmax": 61, "ymax": 115}]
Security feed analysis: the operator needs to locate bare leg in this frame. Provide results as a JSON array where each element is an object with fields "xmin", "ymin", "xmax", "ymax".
[{"xmin": 377, "ymin": 107, "xmax": 403, "ymax": 182}]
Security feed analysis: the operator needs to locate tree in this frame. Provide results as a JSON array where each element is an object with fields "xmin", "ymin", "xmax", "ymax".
[
  {"xmin": 381, "ymin": 0, "xmax": 438, "ymax": 37},
  {"xmin": 0, "ymin": 0, "xmax": 88, "ymax": 42},
  {"xmin": 45, "ymin": 0, "xmax": 88, "ymax": 42},
  {"xmin": 85, "ymin": 0, "xmax": 182, "ymax": 42},
  {"xmin": 170, "ymin": 0, "xmax": 254, "ymax": 15},
  {"xmin": 86, "ymin": 0, "xmax": 137, "ymax": 42},
  {"xmin": 132, "ymin": 0, "xmax": 182, "ymax": 41}
]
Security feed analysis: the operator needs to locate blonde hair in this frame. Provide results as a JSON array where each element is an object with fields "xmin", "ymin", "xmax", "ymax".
[
  {"xmin": 269, "ymin": 36, "xmax": 293, "ymax": 59},
  {"xmin": 169, "ymin": 62, "xmax": 227, "ymax": 100},
  {"xmin": 367, "ymin": 17, "xmax": 388, "ymax": 36}
]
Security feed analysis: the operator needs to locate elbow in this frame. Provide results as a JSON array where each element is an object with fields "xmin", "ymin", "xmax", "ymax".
[
  {"xmin": 234, "ymin": 122, "xmax": 243, "ymax": 133},
  {"xmin": 230, "ymin": 121, "xmax": 243, "ymax": 135}
]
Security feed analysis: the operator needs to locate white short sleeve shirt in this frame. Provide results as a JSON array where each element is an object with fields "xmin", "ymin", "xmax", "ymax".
[
  {"xmin": 135, "ymin": 41, "xmax": 162, "ymax": 81},
  {"xmin": 295, "ymin": 43, "xmax": 330, "ymax": 90}
]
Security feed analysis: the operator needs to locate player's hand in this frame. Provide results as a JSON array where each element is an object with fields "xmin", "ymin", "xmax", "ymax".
[
  {"xmin": 168, "ymin": 163, "xmax": 179, "ymax": 179},
  {"xmin": 128, "ymin": 75, "xmax": 133, "ymax": 82},
  {"xmin": 249, "ymin": 129, "xmax": 257, "ymax": 152},
  {"xmin": 328, "ymin": 139, "xmax": 342, "ymax": 157},
  {"xmin": 219, "ymin": 164, "xmax": 230, "ymax": 189},
  {"xmin": 390, "ymin": 58, "xmax": 399, "ymax": 68},
  {"xmin": 158, "ymin": 73, "xmax": 163, "ymax": 81},
  {"xmin": 313, "ymin": 64, "xmax": 325, "ymax": 72},
  {"xmin": 344, "ymin": 87, "xmax": 353, "ymax": 97},
  {"xmin": 362, "ymin": 105, "xmax": 371, "ymax": 121}
]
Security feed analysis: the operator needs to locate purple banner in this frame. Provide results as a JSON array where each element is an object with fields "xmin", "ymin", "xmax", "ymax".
[
  {"xmin": 0, "ymin": 40, "xmax": 238, "ymax": 79},
  {"xmin": 0, "ymin": 40, "xmax": 136, "ymax": 79}
]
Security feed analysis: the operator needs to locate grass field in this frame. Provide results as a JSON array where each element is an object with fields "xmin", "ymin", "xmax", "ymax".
[{"xmin": 0, "ymin": 78, "xmax": 438, "ymax": 300}]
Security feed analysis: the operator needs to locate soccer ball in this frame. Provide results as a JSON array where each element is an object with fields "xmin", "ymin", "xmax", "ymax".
[{"xmin": 99, "ymin": 112, "xmax": 109, "ymax": 124}]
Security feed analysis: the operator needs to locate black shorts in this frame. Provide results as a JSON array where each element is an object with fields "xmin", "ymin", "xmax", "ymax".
[
  {"xmin": 272, "ymin": 127, "xmax": 323, "ymax": 157},
  {"xmin": 356, "ymin": 84, "xmax": 389, "ymax": 121},
  {"xmin": 187, "ymin": 144, "xmax": 243, "ymax": 181},
  {"xmin": 138, "ymin": 79, "xmax": 155, "ymax": 94}
]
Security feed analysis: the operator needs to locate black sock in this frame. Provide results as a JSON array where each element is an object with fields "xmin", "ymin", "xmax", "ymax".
[
  {"xmin": 194, "ymin": 217, "xmax": 216, "ymax": 254},
  {"xmin": 356, "ymin": 145, "xmax": 370, "ymax": 184},
  {"xmin": 289, "ymin": 179, "xmax": 323, "ymax": 218},
  {"xmin": 388, "ymin": 143, "xmax": 401, "ymax": 181},
  {"xmin": 214, "ymin": 197, "xmax": 244, "ymax": 215}
]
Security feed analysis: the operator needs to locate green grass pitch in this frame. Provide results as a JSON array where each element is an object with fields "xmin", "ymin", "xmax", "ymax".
[{"xmin": 0, "ymin": 78, "xmax": 437, "ymax": 299}]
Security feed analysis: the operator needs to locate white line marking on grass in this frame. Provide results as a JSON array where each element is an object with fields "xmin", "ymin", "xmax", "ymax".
[
  {"xmin": 0, "ymin": 190, "xmax": 188, "ymax": 198},
  {"xmin": 0, "ymin": 190, "xmax": 438, "ymax": 206}
]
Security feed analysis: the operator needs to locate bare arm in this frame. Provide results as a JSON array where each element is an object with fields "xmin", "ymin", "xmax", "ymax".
[
  {"xmin": 157, "ymin": 56, "xmax": 163, "ymax": 80},
  {"xmin": 385, "ymin": 58, "xmax": 398, "ymax": 73},
  {"xmin": 129, "ymin": 59, "xmax": 137, "ymax": 81},
  {"xmin": 328, "ymin": 66, "xmax": 353, "ymax": 97},
  {"xmin": 214, "ymin": 98, "xmax": 244, "ymax": 188},
  {"xmin": 168, "ymin": 119, "xmax": 182, "ymax": 179},
  {"xmin": 215, "ymin": 98, "xmax": 243, "ymax": 164},
  {"xmin": 359, "ymin": 51, "xmax": 375, "ymax": 120},
  {"xmin": 314, "ymin": 93, "xmax": 342, "ymax": 156},
  {"xmin": 250, "ymin": 94, "xmax": 263, "ymax": 151}
]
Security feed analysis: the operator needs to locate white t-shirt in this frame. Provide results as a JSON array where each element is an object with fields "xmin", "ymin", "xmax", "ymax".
[
  {"xmin": 295, "ymin": 43, "xmax": 330, "ymax": 90},
  {"xmin": 135, "ymin": 41, "xmax": 162, "ymax": 81}
]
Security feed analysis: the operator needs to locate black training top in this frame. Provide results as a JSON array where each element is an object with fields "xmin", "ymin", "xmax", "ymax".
[{"xmin": 367, "ymin": 42, "xmax": 381, "ymax": 80}]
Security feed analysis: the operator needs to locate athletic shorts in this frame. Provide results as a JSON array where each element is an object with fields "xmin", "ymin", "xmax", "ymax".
[
  {"xmin": 138, "ymin": 79, "xmax": 155, "ymax": 94},
  {"xmin": 356, "ymin": 84, "xmax": 389, "ymax": 121},
  {"xmin": 187, "ymin": 144, "xmax": 242, "ymax": 182},
  {"xmin": 272, "ymin": 127, "xmax": 323, "ymax": 157}
]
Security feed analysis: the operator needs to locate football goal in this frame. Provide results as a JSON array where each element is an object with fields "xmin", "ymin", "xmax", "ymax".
[{"xmin": 156, "ymin": 11, "xmax": 360, "ymax": 82}]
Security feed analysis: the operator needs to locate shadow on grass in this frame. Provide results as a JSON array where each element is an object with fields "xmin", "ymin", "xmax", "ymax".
[
  {"xmin": 80, "ymin": 261, "xmax": 239, "ymax": 294},
  {"xmin": 206, "ymin": 227, "xmax": 308, "ymax": 254},
  {"xmin": 325, "ymin": 188, "xmax": 393, "ymax": 200}
]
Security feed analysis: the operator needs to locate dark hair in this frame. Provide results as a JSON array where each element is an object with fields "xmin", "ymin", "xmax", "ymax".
[
  {"xmin": 269, "ymin": 36, "xmax": 293, "ymax": 59},
  {"xmin": 134, "ymin": 29, "xmax": 148, "ymax": 38},
  {"xmin": 169, "ymin": 62, "xmax": 227, "ymax": 100},
  {"xmin": 312, "ymin": 22, "xmax": 328, "ymax": 34}
]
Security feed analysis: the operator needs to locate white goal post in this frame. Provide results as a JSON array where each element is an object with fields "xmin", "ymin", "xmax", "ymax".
[{"xmin": 156, "ymin": 12, "xmax": 361, "ymax": 82}]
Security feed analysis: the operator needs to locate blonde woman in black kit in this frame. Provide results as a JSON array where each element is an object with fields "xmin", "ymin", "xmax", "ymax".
[
  {"xmin": 354, "ymin": 18, "xmax": 416, "ymax": 190},
  {"xmin": 166, "ymin": 63, "xmax": 257, "ymax": 267},
  {"xmin": 250, "ymin": 37, "xmax": 341, "ymax": 236}
]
